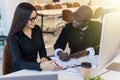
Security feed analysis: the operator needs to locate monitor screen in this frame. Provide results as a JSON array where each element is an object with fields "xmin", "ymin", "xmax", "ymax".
[
  {"xmin": 98, "ymin": 10, "xmax": 120, "ymax": 71},
  {"xmin": 53, "ymin": 0, "xmax": 60, "ymax": 2}
]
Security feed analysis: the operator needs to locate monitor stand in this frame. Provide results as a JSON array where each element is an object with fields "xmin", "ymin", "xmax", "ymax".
[{"xmin": 106, "ymin": 62, "xmax": 120, "ymax": 72}]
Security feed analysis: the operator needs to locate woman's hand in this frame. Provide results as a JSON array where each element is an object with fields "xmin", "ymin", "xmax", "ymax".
[
  {"xmin": 40, "ymin": 61, "xmax": 63, "ymax": 71},
  {"xmin": 40, "ymin": 57, "xmax": 48, "ymax": 63}
]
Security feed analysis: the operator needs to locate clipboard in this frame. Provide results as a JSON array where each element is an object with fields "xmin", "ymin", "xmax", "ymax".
[{"xmin": 50, "ymin": 56, "xmax": 81, "ymax": 69}]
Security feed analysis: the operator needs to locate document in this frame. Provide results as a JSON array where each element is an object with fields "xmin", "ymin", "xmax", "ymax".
[{"xmin": 50, "ymin": 56, "xmax": 80, "ymax": 69}]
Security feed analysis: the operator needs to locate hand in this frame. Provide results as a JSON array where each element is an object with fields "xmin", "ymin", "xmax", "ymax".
[
  {"xmin": 40, "ymin": 61, "xmax": 63, "ymax": 71},
  {"xmin": 57, "ymin": 51, "xmax": 70, "ymax": 61},
  {"xmin": 40, "ymin": 57, "xmax": 48, "ymax": 63},
  {"xmin": 70, "ymin": 50, "xmax": 88, "ymax": 58}
]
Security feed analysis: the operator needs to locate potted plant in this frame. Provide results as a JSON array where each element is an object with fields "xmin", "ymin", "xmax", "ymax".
[{"xmin": 86, "ymin": 76, "xmax": 103, "ymax": 80}]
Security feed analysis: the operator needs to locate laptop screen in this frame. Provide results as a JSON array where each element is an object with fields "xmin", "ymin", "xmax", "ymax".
[{"xmin": 0, "ymin": 74, "xmax": 58, "ymax": 80}]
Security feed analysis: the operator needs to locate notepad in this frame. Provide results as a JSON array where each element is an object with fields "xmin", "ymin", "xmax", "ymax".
[{"xmin": 50, "ymin": 56, "xmax": 80, "ymax": 69}]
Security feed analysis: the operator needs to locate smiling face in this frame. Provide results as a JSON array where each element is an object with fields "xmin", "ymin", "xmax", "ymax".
[
  {"xmin": 72, "ymin": 6, "xmax": 93, "ymax": 28},
  {"xmin": 26, "ymin": 10, "xmax": 37, "ymax": 29}
]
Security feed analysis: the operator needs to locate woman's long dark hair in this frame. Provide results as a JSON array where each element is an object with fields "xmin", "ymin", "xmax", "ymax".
[{"xmin": 7, "ymin": 2, "xmax": 36, "ymax": 41}]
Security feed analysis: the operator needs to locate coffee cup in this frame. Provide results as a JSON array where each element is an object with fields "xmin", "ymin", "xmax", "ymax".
[{"xmin": 80, "ymin": 62, "xmax": 92, "ymax": 80}]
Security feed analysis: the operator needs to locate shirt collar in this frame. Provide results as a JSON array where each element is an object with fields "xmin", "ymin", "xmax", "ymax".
[{"xmin": 80, "ymin": 26, "xmax": 88, "ymax": 31}]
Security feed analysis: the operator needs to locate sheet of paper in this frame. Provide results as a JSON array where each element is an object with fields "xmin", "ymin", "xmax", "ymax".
[
  {"xmin": 50, "ymin": 56, "xmax": 80, "ymax": 69},
  {"xmin": 101, "ymin": 71, "xmax": 120, "ymax": 80}
]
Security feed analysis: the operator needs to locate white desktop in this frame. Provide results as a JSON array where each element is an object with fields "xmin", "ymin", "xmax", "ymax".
[
  {"xmin": 93, "ymin": 10, "xmax": 120, "ymax": 79},
  {"xmin": 0, "ymin": 55, "xmax": 99, "ymax": 80},
  {"xmin": 98, "ymin": 10, "xmax": 120, "ymax": 71}
]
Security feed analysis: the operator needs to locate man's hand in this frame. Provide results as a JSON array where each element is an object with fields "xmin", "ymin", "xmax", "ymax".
[
  {"xmin": 70, "ymin": 50, "xmax": 88, "ymax": 59},
  {"xmin": 57, "ymin": 51, "xmax": 70, "ymax": 61}
]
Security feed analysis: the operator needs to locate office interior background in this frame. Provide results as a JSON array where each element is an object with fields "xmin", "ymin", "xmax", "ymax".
[{"xmin": 0, "ymin": 0, "xmax": 120, "ymax": 75}]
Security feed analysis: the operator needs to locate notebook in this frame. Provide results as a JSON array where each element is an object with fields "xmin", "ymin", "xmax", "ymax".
[{"xmin": 50, "ymin": 56, "xmax": 80, "ymax": 69}]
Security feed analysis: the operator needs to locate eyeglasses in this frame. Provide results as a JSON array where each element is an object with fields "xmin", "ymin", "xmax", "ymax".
[{"xmin": 29, "ymin": 15, "xmax": 37, "ymax": 23}]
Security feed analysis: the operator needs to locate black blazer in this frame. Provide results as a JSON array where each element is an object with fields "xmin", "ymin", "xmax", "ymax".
[
  {"xmin": 8, "ymin": 25, "xmax": 47, "ymax": 72},
  {"xmin": 54, "ymin": 21, "xmax": 102, "ymax": 54}
]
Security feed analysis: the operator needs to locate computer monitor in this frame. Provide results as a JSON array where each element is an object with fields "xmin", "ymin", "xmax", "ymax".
[
  {"xmin": 53, "ymin": 0, "xmax": 60, "ymax": 2},
  {"xmin": 97, "ymin": 10, "xmax": 120, "ymax": 71}
]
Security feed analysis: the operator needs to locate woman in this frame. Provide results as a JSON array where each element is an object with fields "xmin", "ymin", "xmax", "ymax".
[{"xmin": 7, "ymin": 2, "xmax": 62, "ymax": 72}]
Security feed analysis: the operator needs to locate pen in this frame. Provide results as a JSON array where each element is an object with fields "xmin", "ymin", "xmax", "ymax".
[
  {"xmin": 54, "ymin": 62, "xmax": 59, "ymax": 66},
  {"xmin": 63, "ymin": 64, "xmax": 81, "ymax": 70}
]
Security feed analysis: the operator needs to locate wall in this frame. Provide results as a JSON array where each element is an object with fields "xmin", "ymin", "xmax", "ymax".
[
  {"xmin": 27, "ymin": 0, "xmax": 52, "ymax": 4},
  {"xmin": 0, "ymin": 0, "xmax": 27, "ymax": 36},
  {"xmin": 1, "ymin": 0, "xmax": 119, "ymax": 36}
]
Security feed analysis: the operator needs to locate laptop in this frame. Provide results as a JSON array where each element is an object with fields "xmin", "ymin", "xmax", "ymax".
[{"xmin": 0, "ymin": 74, "xmax": 58, "ymax": 80}]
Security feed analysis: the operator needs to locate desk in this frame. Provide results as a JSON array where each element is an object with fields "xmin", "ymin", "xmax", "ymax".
[
  {"xmin": 37, "ymin": 7, "xmax": 79, "ymax": 34},
  {"xmin": 0, "ymin": 55, "xmax": 98, "ymax": 80},
  {"xmin": 1, "ymin": 55, "xmax": 120, "ymax": 80}
]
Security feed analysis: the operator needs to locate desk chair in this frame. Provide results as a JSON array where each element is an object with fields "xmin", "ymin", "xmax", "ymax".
[
  {"xmin": 34, "ymin": 5, "xmax": 42, "ymax": 10},
  {"xmin": 34, "ymin": 5, "xmax": 43, "ymax": 30},
  {"xmin": 44, "ymin": 4, "xmax": 55, "ymax": 10},
  {"xmin": 66, "ymin": 2, "xmax": 73, "ymax": 8},
  {"xmin": 92, "ymin": 7, "xmax": 103, "ymax": 21},
  {"xmin": 57, "ymin": 9, "xmax": 73, "ymax": 26},
  {"xmin": 2, "ymin": 44, "xmax": 12, "ymax": 75},
  {"xmin": 54, "ymin": 9, "xmax": 73, "ymax": 36},
  {"xmin": 42, "ymin": 4, "xmax": 56, "ymax": 34},
  {"xmin": 73, "ymin": 2, "xmax": 80, "ymax": 7},
  {"xmin": 54, "ymin": 4, "xmax": 62, "ymax": 18},
  {"xmin": 62, "ymin": 9, "xmax": 73, "ymax": 23},
  {"xmin": 54, "ymin": 4, "xmax": 62, "ymax": 9}
]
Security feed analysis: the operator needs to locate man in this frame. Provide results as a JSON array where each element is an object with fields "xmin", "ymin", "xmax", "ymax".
[{"xmin": 54, "ymin": 6, "xmax": 102, "ymax": 61}]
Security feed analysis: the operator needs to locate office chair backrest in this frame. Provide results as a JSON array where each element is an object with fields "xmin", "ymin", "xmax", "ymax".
[
  {"xmin": 93, "ymin": 7, "xmax": 103, "ymax": 19},
  {"xmin": 34, "ymin": 5, "xmax": 42, "ymax": 10},
  {"xmin": 54, "ymin": 9, "xmax": 73, "ymax": 36},
  {"xmin": 54, "ymin": 4, "xmax": 62, "ymax": 9},
  {"xmin": 44, "ymin": 4, "xmax": 55, "ymax": 10},
  {"xmin": 66, "ymin": 2, "xmax": 73, "ymax": 8},
  {"xmin": 2, "ymin": 44, "xmax": 12, "ymax": 75},
  {"xmin": 62, "ymin": 9, "xmax": 73, "ymax": 23},
  {"xmin": 73, "ymin": 2, "xmax": 80, "ymax": 7}
]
